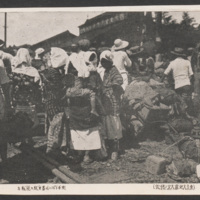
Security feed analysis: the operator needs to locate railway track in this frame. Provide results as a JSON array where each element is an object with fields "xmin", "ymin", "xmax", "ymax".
[{"xmin": 15, "ymin": 144, "xmax": 84, "ymax": 184}]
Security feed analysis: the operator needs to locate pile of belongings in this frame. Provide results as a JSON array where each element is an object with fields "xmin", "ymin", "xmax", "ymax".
[
  {"xmin": 122, "ymin": 80, "xmax": 170, "ymax": 136},
  {"xmin": 12, "ymin": 73, "xmax": 41, "ymax": 107},
  {"xmin": 146, "ymin": 77, "xmax": 179, "ymax": 106}
]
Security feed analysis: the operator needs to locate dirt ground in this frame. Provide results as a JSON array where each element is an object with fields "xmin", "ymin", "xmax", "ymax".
[{"xmin": 1, "ymin": 134, "xmax": 200, "ymax": 184}]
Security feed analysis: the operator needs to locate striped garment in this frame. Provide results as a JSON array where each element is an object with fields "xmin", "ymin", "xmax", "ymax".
[
  {"xmin": 43, "ymin": 68, "xmax": 64, "ymax": 121},
  {"xmin": 102, "ymin": 66, "xmax": 123, "ymax": 115}
]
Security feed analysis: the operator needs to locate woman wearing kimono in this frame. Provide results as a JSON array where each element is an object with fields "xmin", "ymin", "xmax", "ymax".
[
  {"xmin": 100, "ymin": 50, "xmax": 124, "ymax": 160},
  {"xmin": 42, "ymin": 47, "xmax": 69, "ymax": 157}
]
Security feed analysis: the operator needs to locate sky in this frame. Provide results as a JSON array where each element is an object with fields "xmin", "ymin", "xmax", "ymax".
[{"xmin": 0, "ymin": 11, "xmax": 200, "ymax": 46}]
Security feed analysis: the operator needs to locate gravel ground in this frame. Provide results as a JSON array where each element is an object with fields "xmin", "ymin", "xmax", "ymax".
[{"xmin": 1, "ymin": 135, "xmax": 200, "ymax": 184}]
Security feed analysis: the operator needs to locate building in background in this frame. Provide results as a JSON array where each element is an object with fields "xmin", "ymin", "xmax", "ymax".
[
  {"xmin": 31, "ymin": 12, "xmax": 154, "ymax": 51},
  {"xmin": 74, "ymin": 12, "xmax": 146, "ymax": 47},
  {"xmin": 31, "ymin": 30, "xmax": 77, "ymax": 51}
]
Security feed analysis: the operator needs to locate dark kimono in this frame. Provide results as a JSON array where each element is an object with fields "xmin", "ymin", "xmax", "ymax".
[
  {"xmin": 101, "ymin": 66, "xmax": 124, "ymax": 140},
  {"xmin": 43, "ymin": 68, "xmax": 67, "ymax": 153}
]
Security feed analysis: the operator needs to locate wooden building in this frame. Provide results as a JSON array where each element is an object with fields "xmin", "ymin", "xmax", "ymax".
[{"xmin": 31, "ymin": 30, "xmax": 76, "ymax": 51}]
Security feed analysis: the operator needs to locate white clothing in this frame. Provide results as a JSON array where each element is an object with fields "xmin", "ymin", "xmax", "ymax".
[
  {"xmin": 69, "ymin": 51, "xmax": 90, "ymax": 78},
  {"xmin": 97, "ymin": 64, "xmax": 105, "ymax": 81},
  {"xmin": 112, "ymin": 51, "xmax": 131, "ymax": 90},
  {"xmin": 0, "ymin": 50, "xmax": 13, "ymax": 63},
  {"xmin": 50, "ymin": 47, "xmax": 69, "ymax": 70},
  {"xmin": 112, "ymin": 51, "xmax": 132, "ymax": 71},
  {"xmin": 70, "ymin": 126, "xmax": 101, "ymax": 150},
  {"xmin": 164, "ymin": 57, "xmax": 193, "ymax": 89},
  {"xmin": 119, "ymin": 69, "xmax": 128, "ymax": 90},
  {"xmin": 13, "ymin": 65, "xmax": 41, "ymax": 83},
  {"xmin": 13, "ymin": 48, "xmax": 32, "ymax": 67}
]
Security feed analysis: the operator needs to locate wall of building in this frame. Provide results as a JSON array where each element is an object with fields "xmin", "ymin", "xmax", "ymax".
[{"xmin": 77, "ymin": 12, "xmax": 145, "ymax": 48}]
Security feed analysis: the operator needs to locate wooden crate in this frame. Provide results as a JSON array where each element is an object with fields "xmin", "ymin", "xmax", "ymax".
[{"xmin": 137, "ymin": 103, "xmax": 170, "ymax": 123}]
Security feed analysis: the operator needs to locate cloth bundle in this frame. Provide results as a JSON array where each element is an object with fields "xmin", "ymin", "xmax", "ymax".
[
  {"xmin": 152, "ymin": 85, "xmax": 179, "ymax": 106},
  {"xmin": 123, "ymin": 80, "xmax": 159, "ymax": 106}
]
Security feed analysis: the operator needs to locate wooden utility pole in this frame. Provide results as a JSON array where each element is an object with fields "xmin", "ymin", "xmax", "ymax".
[
  {"xmin": 155, "ymin": 12, "xmax": 162, "ymax": 42},
  {"xmin": 4, "ymin": 12, "xmax": 7, "ymax": 48}
]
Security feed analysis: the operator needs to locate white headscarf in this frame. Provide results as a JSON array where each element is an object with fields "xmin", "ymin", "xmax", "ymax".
[
  {"xmin": 14, "ymin": 48, "xmax": 32, "ymax": 68},
  {"xmin": 12, "ymin": 48, "xmax": 41, "ymax": 83},
  {"xmin": 50, "ymin": 47, "xmax": 69, "ymax": 73},
  {"xmin": 100, "ymin": 50, "xmax": 113, "ymax": 62},
  {"xmin": 97, "ymin": 50, "xmax": 113, "ymax": 80},
  {"xmin": 68, "ymin": 50, "xmax": 90, "ymax": 78}
]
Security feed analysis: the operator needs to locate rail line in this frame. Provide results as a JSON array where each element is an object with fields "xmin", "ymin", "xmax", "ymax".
[{"xmin": 15, "ymin": 144, "xmax": 84, "ymax": 184}]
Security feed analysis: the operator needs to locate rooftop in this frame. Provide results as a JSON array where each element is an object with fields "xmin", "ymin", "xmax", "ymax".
[
  {"xmin": 79, "ymin": 12, "xmax": 125, "ymax": 28},
  {"xmin": 32, "ymin": 30, "xmax": 77, "ymax": 47}
]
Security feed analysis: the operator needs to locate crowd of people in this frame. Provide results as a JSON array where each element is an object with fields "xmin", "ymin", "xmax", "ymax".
[{"xmin": 0, "ymin": 36, "xmax": 199, "ymax": 167}]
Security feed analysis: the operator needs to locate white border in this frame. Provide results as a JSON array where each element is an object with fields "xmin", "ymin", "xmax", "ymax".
[
  {"xmin": 0, "ymin": 183, "xmax": 199, "ymax": 195},
  {"xmin": 1, "ymin": 5, "xmax": 200, "ymax": 195},
  {"xmin": 0, "ymin": 5, "xmax": 200, "ymax": 12}
]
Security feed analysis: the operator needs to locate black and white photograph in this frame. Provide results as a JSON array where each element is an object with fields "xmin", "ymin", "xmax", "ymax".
[{"xmin": 1, "ymin": 6, "xmax": 200, "ymax": 194}]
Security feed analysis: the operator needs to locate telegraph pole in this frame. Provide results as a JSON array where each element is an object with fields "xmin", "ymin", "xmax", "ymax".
[{"xmin": 4, "ymin": 12, "xmax": 7, "ymax": 48}]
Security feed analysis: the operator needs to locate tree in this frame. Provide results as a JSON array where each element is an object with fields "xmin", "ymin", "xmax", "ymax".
[
  {"xmin": 162, "ymin": 12, "xmax": 176, "ymax": 25},
  {"xmin": 180, "ymin": 12, "xmax": 195, "ymax": 31}
]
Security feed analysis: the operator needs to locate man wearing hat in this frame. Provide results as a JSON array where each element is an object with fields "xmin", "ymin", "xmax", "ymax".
[
  {"xmin": 112, "ymin": 39, "xmax": 132, "ymax": 90},
  {"xmin": 126, "ymin": 46, "xmax": 144, "ymax": 76},
  {"xmin": 161, "ymin": 47, "xmax": 194, "ymax": 114}
]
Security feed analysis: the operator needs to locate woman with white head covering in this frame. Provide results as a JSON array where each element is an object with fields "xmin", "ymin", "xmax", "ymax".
[
  {"xmin": 63, "ymin": 50, "xmax": 102, "ymax": 163},
  {"xmin": 67, "ymin": 40, "xmax": 91, "ymax": 78},
  {"xmin": 99, "ymin": 50, "xmax": 124, "ymax": 160},
  {"xmin": 11, "ymin": 48, "xmax": 42, "ymax": 141},
  {"xmin": 42, "ymin": 47, "xmax": 69, "ymax": 156},
  {"xmin": 12, "ymin": 48, "xmax": 41, "ymax": 83}
]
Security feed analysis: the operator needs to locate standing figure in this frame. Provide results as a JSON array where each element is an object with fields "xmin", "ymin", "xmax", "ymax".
[
  {"xmin": 0, "ymin": 47, "xmax": 12, "ymax": 183},
  {"xmin": 42, "ymin": 47, "xmax": 69, "ymax": 157},
  {"xmin": 112, "ymin": 39, "xmax": 132, "ymax": 90},
  {"xmin": 161, "ymin": 47, "xmax": 194, "ymax": 115},
  {"xmin": 12, "ymin": 48, "xmax": 41, "ymax": 131},
  {"xmin": 65, "ymin": 50, "xmax": 102, "ymax": 164},
  {"xmin": 126, "ymin": 46, "xmax": 144, "ymax": 77},
  {"xmin": 100, "ymin": 50, "xmax": 124, "ymax": 160}
]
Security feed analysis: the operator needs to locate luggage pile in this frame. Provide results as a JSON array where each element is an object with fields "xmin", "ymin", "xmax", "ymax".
[{"xmin": 122, "ymin": 79, "xmax": 171, "ymax": 137}]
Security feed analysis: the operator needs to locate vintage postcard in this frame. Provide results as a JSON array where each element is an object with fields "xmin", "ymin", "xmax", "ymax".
[{"xmin": 0, "ymin": 5, "xmax": 200, "ymax": 195}]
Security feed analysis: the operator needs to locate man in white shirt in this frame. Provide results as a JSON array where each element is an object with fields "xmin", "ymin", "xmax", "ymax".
[
  {"xmin": 162, "ymin": 47, "xmax": 194, "ymax": 114},
  {"xmin": 163, "ymin": 48, "xmax": 193, "ymax": 91},
  {"xmin": 112, "ymin": 39, "xmax": 132, "ymax": 90}
]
